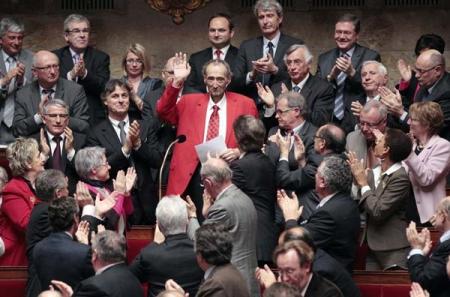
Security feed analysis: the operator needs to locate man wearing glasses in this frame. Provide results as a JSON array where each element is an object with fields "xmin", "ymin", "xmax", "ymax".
[
  {"xmin": 53, "ymin": 14, "xmax": 110, "ymax": 123},
  {"xmin": 13, "ymin": 50, "xmax": 89, "ymax": 137}
]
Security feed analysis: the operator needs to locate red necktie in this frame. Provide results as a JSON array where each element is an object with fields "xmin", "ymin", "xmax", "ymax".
[
  {"xmin": 215, "ymin": 49, "xmax": 222, "ymax": 60},
  {"xmin": 206, "ymin": 105, "xmax": 219, "ymax": 141}
]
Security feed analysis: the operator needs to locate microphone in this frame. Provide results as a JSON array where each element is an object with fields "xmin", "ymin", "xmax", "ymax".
[{"xmin": 159, "ymin": 134, "xmax": 187, "ymax": 200}]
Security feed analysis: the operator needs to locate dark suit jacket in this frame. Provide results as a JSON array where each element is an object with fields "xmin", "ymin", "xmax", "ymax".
[
  {"xmin": 271, "ymin": 74, "xmax": 335, "ymax": 127},
  {"xmin": 33, "ymin": 232, "xmax": 94, "ymax": 291},
  {"xmin": 86, "ymin": 117, "xmax": 163, "ymax": 224},
  {"xmin": 73, "ymin": 263, "xmax": 144, "ymax": 297},
  {"xmin": 26, "ymin": 203, "xmax": 51, "ymax": 264},
  {"xmin": 186, "ymin": 45, "xmax": 239, "ymax": 93},
  {"xmin": 304, "ymin": 273, "xmax": 343, "ymax": 297},
  {"xmin": 53, "ymin": 46, "xmax": 110, "ymax": 122},
  {"xmin": 130, "ymin": 233, "xmax": 203, "ymax": 297},
  {"xmin": 234, "ymin": 33, "xmax": 303, "ymax": 100},
  {"xmin": 407, "ymin": 239, "xmax": 450, "ymax": 297},
  {"xmin": 265, "ymin": 121, "xmax": 319, "ymax": 191},
  {"xmin": 230, "ymin": 151, "xmax": 277, "ymax": 263},
  {"xmin": 302, "ymin": 192, "xmax": 361, "ymax": 271},
  {"xmin": 313, "ymin": 249, "xmax": 360, "ymax": 297},
  {"xmin": 415, "ymin": 72, "xmax": 450, "ymax": 141},
  {"xmin": 316, "ymin": 44, "xmax": 381, "ymax": 133},
  {"xmin": 197, "ymin": 263, "xmax": 250, "ymax": 297},
  {"xmin": 13, "ymin": 78, "xmax": 90, "ymax": 136}
]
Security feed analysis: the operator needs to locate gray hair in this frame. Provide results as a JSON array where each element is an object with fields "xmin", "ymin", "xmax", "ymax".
[
  {"xmin": 63, "ymin": 14, "xmax": 90, "ymax": 32},
  {"xmin": 202, "ymin": 59, "xmax": 233, "ymax": 79},
  {"xmin": 35, "ymin": 169, "xmax": 67, "ymax": 202},
  {"xmin": 253, "ymin": 0, "xmax": 283, "ymax": 18},
  {"xmin": 200, "ymin": 158, "xmax": 232, "ymax": 185},
  {"xmin": 317, "ymin": 155, "xmax": 352, "ymax": 193},
  {"xmin": 426, "ymin": 49, "xmax": 446, "ymax": 68},
  {"xmin": 284, "ymin": 44, "xmax": 313, "ymax": 64},
  {"xmin": 362, "ymin": 60, "xmax": 387, "ymax": 76},
  {"xmin": 6, "ymin": 137, "xmax": 39, "ymax": 177},
  {"xmin": 92, "ymin": 230, "xmax": 126, "ymax": 263},
  {"xmin": 75, "ymin": 146, "xmax": 106, "ymax": 180},
  {"xmin": 276, "ymin": 91, "xmax": 308, "ymax": 117},
  {"xmin": 0, "ymin": 17, "xmax": 24, "ymax": 36},
  {"xmin": 156, "ymin": 196, "xmax": 188, "ymax": 236},
  {"xmin": 43, "ymin": 99, "xmax": 69, "ymax": 115},
  {"xmin": 361, "ymin": 100, "xmax": 388, "ymax": 121}
]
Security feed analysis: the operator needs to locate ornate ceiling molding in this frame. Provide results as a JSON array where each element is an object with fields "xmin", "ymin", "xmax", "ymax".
[{"xmin": 147, "ymin": 0, "xmax": 211, "ymax": 25}]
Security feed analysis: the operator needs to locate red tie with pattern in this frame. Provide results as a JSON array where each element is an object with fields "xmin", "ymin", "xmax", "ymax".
[
  {"xmin": 215, "ymin": 49, "xmax": 222, "ymax": 60},
  {"xmin": 206, "ymin": 105, "xmax": 219, "ymax": 141}
]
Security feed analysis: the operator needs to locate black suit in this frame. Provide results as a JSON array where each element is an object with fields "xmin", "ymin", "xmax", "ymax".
[
  {"xmin": 130, "ymin": 233, "xmax": 203, "ymax": 297},
  {"xmin": 86, "ymin": 117, "xmax": 163, "ymax": 224},
  {"xmin": 234, "ymin": 33, "xmax": 303, "ymax": 102},
  {"xmin": 230, "ymin": 151, "xmax": 277, "ymax": 263},
  {"xmin": 304, "ymin": 273, "xmax": 343, "ymax": 297},
  {"xmin": 73, "ymin": 263, "xmax": 143, "ymax": 297},
  {"xmin": 301, "ymin": 192, "xmax": 361, "ymax": 272},
  {"xmin": 415, "ymin": 72, "xmax": 450, "ymax": 141},
  {"xmin": 271, "ymin": 74, "xmax": 335, "ymax": 127},
  {"xmin": 316, "ymin": 44, "xmax": 381, "ymax": 133},
  {"xmin": 185, "ymin": 45, "xmax": 239, "ymax": 93},
  {"xmin": 33, "ymin": 232, "xmax": 94, "ymax": 293},
  {"xmin": 407, "ymin": 238, "xmax": 450, "ymax": 297},
  {"xmin": 53, "ymin": 46, "xmax": 110, "ymax": 123}
]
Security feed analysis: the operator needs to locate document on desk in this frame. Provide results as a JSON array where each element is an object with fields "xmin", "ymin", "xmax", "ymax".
[{"xmin": 195, "ymin": 136, "xmax": 227, "ymax": 163}]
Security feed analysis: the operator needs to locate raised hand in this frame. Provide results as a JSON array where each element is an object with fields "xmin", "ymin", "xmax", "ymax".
[
  {"xmin": 351, "ymin": 101, "xmax": 363, "ymax": 118},
  {"xmin": 280, "ymin": 82, "xmax": 289, "ymax": 94},
  {"xmin": 256, "ymin": 82, "xmax": 275, "ymax": 107},
  {"xmin": 74, "ymin": 181, "xmax": 94, "ymax": 208},
  {"xmin": 379, "ymin": 86, "xmax": 405, "ymax": 118},
  {"xmin": 185, "ymin": 195, "xmax": 197, "ymax": 218},
  {"xmin": 335, "ymin": 55, "xmax": 355, "ymax": 77},
  {"xmin": 40, "ymin": 128, "xmax": 50, "ymax": 157},
  {"xmin": 276, "ymin": 130, "xmax": 291, "ymax": 159},
  {"xmin": 128, "ymin": 120, "xmax": 141, "ymax": 150},
  {"xmin": 293, "ymin": 134, "xmax": 306, "ymax": 165},
  {"xmin": 346, "ymin": 151, "xmax": 368, "ymax": 187},
  {"xmin": 277, "ymin": 189, "xmax": 303, "ymax": 221},
  {"xmin": 397, "ymin": 58, "xmax": 412, "ymax": 82},
  {"xmin": 64, "ymin": 127, "xmax": 74, "ymax": 153},
  {"xmin": 255, "ymin": 264, "xmax": 276, "ymax": 289},
  {"xmin": 95, "ymin": 192, "xmax": 117, "ymax": 218},
  {"xmin": 75, "ymin": 220, "xmax": 90, "ymax": 245},
  {"xmin": 172, "ymin": 52, "xmax": 191, "ymax": 86},
  {"xmin": 124, "ymin": 167, "xmax": 137, "ymax": 194},
  {"xmin": 113, "ymin": 170, "xmax": 127, "ymax": 194}
]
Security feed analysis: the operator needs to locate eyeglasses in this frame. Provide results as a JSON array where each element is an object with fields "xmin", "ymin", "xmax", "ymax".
[
  {"xmin": 97, "ymin": 160, "xmax": 109, "ymax": 168},
  {"xmin": 66, "ymin": 29, "xmax": 90, "ymax": 35},
  {"xmin": 34, "ymin": 64, "xmax": 59, "ymax": 72},
  {"xmin": 45, "ymin": 113, "xmax": 69, "ymax": 119},
  {"xmin": 276, "ymin": 108, "xmax": 294, "ymax": 115},
  {"xmin": 414, "ymin": 64, "xmax": 442, "ymax": 75},
  {"xmin": 359, "ymin": 118, "xmax": 385, "ymax": 128},
  {"xmin": 126, "ymin": 59, "xmax": 143, "ymax": 65}
]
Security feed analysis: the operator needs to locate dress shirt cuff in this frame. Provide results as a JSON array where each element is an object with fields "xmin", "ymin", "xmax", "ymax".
[
  {"xmin": 361, "ymin": 185, "xmax": 371, "ymax": 195},
  {"xmin": 264, "ymin": 106, "xmax": 275, "ymax": 117},
  {"xmin": 400, "ymin": 111, "xmax": 408, "ymax": 121},
  {"xmin": 67, "ymin": 71, "xmax": 75, "ymax": 81},
  {"xmin": 66, "ymin": 148, "xmax": 76, "ymax": 162},
  {"xmin": 246, "ymin": 72, "xmax": 253, "ymax": 85},
  {"xmin": 121, "ymin": 147, "xmax": 131, "ymax": 158},
  {"xmin": 279, "ymin": 157, "xmax": 289, "ymax": 162},
  {"xmin": 34, "ymin": 113, "xmax": 43, "ymax": 124},
  {"xmin": 408, "ymin": 248, "xmax": 424, "ymax": 259},
  {"xmin": 82, "ymin": 204, "xmax": 103, "ymax": 220},
  {"xmin": 285, "ymin": 219, "xmax": 299, "ymax": 229}
]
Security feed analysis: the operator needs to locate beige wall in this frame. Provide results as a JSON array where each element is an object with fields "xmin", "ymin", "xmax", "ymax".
[{"xmin": 6, "ymin": 1, "xmax": 450, "ymax": 86}]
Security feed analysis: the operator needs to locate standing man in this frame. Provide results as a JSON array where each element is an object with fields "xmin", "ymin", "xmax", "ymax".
[
  {"xmin": 157, "ymin": 55, "xmax": 258, "ymax": 220},
  {"xmin": 185, "ymin": 13, "xmax": 239, "ymax": 93},
  {"xmin": 186, "ymin": 157, "xmax": 259, "ymax": 297},
  {"xmin": 53, "ymin": 14, "xmax": 110, "ymax": 124},
  {"xmin": 13, "ymin": 50, "xmax": 90, "ymax": 137},
  {"xmin": 317, "ymin": 14, "xmax": 380, "ymax": 133},
  {"xmin": 0, "ymin": 17, "xmax": 33, "ymax": 143},
  {"xmin": 234, "ymin": 0, "xmax": 303, "ymax": 103},
  {"xmin": 271, "ymin": 44, "xmax": 334, "ymax": 128}
]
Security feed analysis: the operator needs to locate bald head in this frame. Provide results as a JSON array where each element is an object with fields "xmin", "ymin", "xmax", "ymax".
[
  {"xmin": 38, "ymin": 291, "xmax": 62, "ymax": 297},
  {"xmin": 415, "ymin": 49, "xmax": 445, "ymax": 88},
  {"xmin": 33, "ymin": 50, "xmax": 59, "ymax": 67},
  {"xmin": 32, "ymin": 50, "xmax": 60, "ymax": 88},
  {"xmin": 200, "ymin": 157, "xmax": 233, "ymax": 198},
  {"xmin": 315, "ymin": 124, "xmax": 346, "ymax": 155}
]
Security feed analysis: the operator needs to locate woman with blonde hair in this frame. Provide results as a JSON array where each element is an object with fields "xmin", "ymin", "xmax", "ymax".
[{"xmin": 120, "ymin": 43, "xmax": 162, "ymax": 119}]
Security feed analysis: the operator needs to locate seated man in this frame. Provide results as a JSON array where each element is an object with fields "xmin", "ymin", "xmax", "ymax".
[
  {"xmin": 406, "ymin": 197, "xmax": 450, "ymax": 297},
  {"xmin": 13, "ymin": 50, "xmax": 89, "ymax": 137},
  {"xmin": 130, "ymin": 195, "xmax": 203, "ymax": 297},
  {"xmin": 166, "ymin": 223, "xmax": 251, "ymax": 297},
  {"xmin": 33, "ymin": 197, "xmax": 94, "ymax": 294}
]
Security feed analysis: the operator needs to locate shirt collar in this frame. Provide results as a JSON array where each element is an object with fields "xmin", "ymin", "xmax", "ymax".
[
  {"xmin": 207, "ymin": 94, "xmax": 226, "ymax": 110},
  {"xmin": 291, "ymin": 121, "xmax": 305, "ymax": 135},
  {"xmin": 318, "ymin": 192, "xmax": 337, "ymax": 208},
  {"xmin": 291, "ymin": 73, "xmax": 310, "ymax": 90},
  {"xmin": 263, "ymin": 31, "xmax": 281, "ymax": 49},
  {"xmin": 109, "ymin": 115, "xmax": 129, "ymax": 128},
  {"xmin": 211, "ymin": 44, "xmax": 231, "ymax": 58},
  {"xmin": 46, "ymin": 129, "xmax": 65, "ymax": 141},
  {"xmin": 95, "ymin": 262, "xmax": 124, "ymax": 275},
  {"xmin": 204, "ymin": 265, "xmax": 216, "ymax": 280},
  {"xmin": 69, "ymin": 47, "xmax": 84, "ymax": 59},
  {"xmin": 39, "ymin": 85, "xmax": 57, "ymax": 94},
  {"xmin": 300, "ymin": 273, "xmax": 313, "ymax": 297},
  {"xmin": 215, "ymin": 184, "xmax": 233, "ymax": 201},
  {"xmin": 382, "ymin": 162, "xmax": 403, "ymax": 176},
  {"xmin": 1, "ymin": 49, "xmax": 16, "ymax": 63},
  {"xmin": 440, "ymin": 229, "xmax": 450, "ymax": 243},
  {"xmin": 366, "ymin": 94, "xmax": 381, "ymax": 102},
  {"xmin": 341, "ymin": 46, "xmax": 356, "ymax": 58}
]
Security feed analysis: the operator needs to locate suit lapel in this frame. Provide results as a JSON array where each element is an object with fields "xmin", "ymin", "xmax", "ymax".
[
  {"xmin": 300, "ymin": 75, "xmax": 313, "ymax": 100},
  {"xmin": 61, "ymin": 47, "xmax": 74, "ymax": 75},
  {"xmin": 102, "ymin": 121, "xmax": 122, "ymax": 151},
  {"xmin": 0, "ymin": 50, "xmax": 7, "ymax": 75},
  {"xmin": 54, "ymin": 79, "xmax": 65, "ymax": 99},
  {"xmin": 195, "ymin": 94, "xmax": 208, "ymax": 143},
  {"xmin": 82, "ymin": 47, "xmax": 93, "ymax": 73},
  {"xmin": 255, "ymin": 37, "xmax": 264, "ymax": 60},
  {"xmin": 274, "ymin": 34, "xmax": 287, "ymax": 65},
  {"xmin": 351, "ymin": 44, "xmax": 364, "ymax": 70},
  {"xmin": 225, "ymin": 93, "xmax": 237, "ymax": 145},
  {"xmin": 31, "ymin": 81, "xmax": 42, "ymax": 111}
]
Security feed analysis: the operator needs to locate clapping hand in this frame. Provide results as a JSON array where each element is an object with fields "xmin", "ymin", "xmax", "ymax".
[
  {"xmin": 252, "ymin": 53, "xmax": 278, "ymax": 75},
  {"xmin": 74, "ymin": 181, "xmax": 94, "ymax": 208},
  {"xmin": 277, "ymin": 189, "xmax": 303, "ymax": 221},
  {"xmin": 275, "ymin": 130, "xmax": 291, "ymax": 159},
  {"xmin": 75, "ymin": 220, "xmax": 90, "ymax": 245},
  {"xmin": 335, "ymin": 55, "xmax": 356, "ymax": 77},
  {"xmin": 406, "ymin": 221, "xmax": 433, "ymax": 256},
  {"xmin": 351, "ymin": 101, "xmax": 363, "ymax": 118},
  {"xmin": 397, "ymin": 58, "xmax": 412, "ymax": 82},
  {"xmin": 379, "ymin": 86, "xmax": 405, "ymax": 118},
  {"xmin": 256, "ymin": 82, "xmax": 275, "ymax": 107},
  {"xmin": 95, "ymin": 192, "xmax": 118, "ymax": 218},
  {"xmin": 293, "ymin": 134, "xmax": 306, "ymax": 166},
  {"xmin": 346, "ymin": 151, "xmax": 368, "ymax": 187},
  {"xmin": 39, "ymin": 128, "xmax": 50, "ymax": 158},
  {"xmin": 255, "ymin": 265, "xmax": 276, "ymax": 289}
]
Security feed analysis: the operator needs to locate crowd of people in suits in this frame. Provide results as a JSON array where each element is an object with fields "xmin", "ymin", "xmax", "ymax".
[{"xmin": 0, "ymin": 0, "xmax": 450, "ymax": 296}]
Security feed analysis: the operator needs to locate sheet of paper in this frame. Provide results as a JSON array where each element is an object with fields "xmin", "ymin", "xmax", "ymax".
[{"xmin": 195, "ymin": 136, "xmax": 227, "ymax": 163}]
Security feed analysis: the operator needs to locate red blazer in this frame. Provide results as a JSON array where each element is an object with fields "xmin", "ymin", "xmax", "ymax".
[
  {"xmin": 0, "ymin": 177, "xmax": 39, "ymax": 266},
  {"xmin": 157, "ymin": 84, "xmax": 258, "ymax": 195}
]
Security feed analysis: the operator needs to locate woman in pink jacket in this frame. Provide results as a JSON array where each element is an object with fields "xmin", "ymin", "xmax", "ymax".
[{"xmin": 404, "ymin": 102, "xmax": 450, "ymax": 224}]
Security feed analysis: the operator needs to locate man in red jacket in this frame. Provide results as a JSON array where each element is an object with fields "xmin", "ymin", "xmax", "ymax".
[{"xmin": 157, "ymin": 53, "xmax": 258, "ymax": 220}]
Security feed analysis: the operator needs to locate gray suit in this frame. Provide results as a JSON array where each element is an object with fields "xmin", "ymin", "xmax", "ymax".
[
  {"xmin": 188, "ymin": 184, "xmax": 259, "ymax": 297},
  {"xmin": 13, "ymin": 78, "xmax": 89, "ymax": 137},
  {"xmin": 346, "ymin": 128, "xmax": 369, "ymax": 200},
  {"xmin": 0, "ymin": 48, "xmax": 33, "ymax": 143}
]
